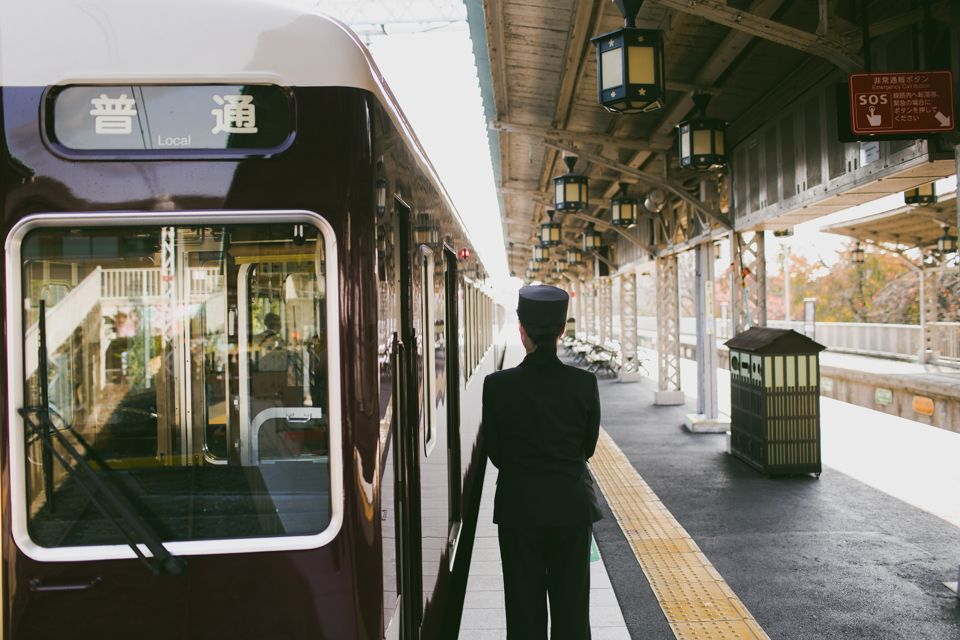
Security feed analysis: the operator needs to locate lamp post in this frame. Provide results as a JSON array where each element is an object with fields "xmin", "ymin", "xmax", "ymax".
[
  {"xmin": 852, "ymin": 242, "xmax": 865, "ymax": 264},
  {"xmin": 591, "ymin": 0, "xmax": 666, "ymax": 114},
  {"xmin": 610, "ymin": 182, "xmax": 638, "ymax": 228},
  {"xmin": 583, "ymin": 223, "xmax": 602, "ymax": 252},
  {"xmin": 553, "ymin": 154, "xmax": 589, "ymax": 211},
  {"xmin": 541, "ymin": 210, "xmax": 562, "ymax": 245},
  {"xmin": 678, "ymin": 93, "xmax": 726, "ymax": 170},
  {"xmin": 905, "ymin": 183, "xmax": 938, "ymax": 205},
  {"xmin": 534, "ymin": 243, "xmax": 550, "ymax": 262},
  {"xmin": 937, "ymin": 226, "xmax": 957, "ymax": 254}
]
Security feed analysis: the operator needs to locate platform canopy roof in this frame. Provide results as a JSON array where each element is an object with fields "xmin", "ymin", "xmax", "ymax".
[
  {"xmin": 462, "ymin": 0, "xmax": 958, "ymax": 276},
  {"xmin": 821, "ymin": 192, "xmax": 957, "ymax": 252}
]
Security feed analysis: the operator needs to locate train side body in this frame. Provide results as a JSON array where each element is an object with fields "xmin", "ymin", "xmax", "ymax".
[{"xmin": 0, "ymin": 3, "xmax": 497, "ymax": 639}]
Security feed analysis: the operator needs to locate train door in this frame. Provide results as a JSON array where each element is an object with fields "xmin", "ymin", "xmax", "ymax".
[
  {"xmin": 394, "ymin": 199, "xmax": 423, "ymax": 640},
  {"xmin": 7, "ymin": 218, "xmax": 340, "ymax": 639},
  {"xmin": 444, "ymin": 247, "xmax": 462, "ymax": 553}
]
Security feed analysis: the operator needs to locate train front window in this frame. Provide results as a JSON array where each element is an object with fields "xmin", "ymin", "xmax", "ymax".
[{"xmin": 19, "ymin": 224, "xmax": 333, "ymax": 548}]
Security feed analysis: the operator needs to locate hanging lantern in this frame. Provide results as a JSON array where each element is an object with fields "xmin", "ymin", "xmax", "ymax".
[
  {"xmin": 414, "ymin": 213, "xmax": 440, "ymax": 247},
  {"xmin": 553, "ymin": 154, "xmax": 589, "ymax": 211},
  {"xmin": 534, "ymin": 243, "xmax": 550, "ymax": 262},
  {"xmin": 678, "ymin": 93, "xmax": 726, "ymax": 170},
  {"xmin": 905, "ymin": 183, "xmax": 938, "ymax": 205},
  {"xmin": 610, "ymin": 182, "xmax": 638, "ymax": 228},
  {"xmin": 583, "ymin": 223, "xmax": 602, "ymax": 251},
  {"xmin": 937, "ymin": 226, "xmax": 957, "ymax": 254},
  {"xmin": 852, "ymin": 242, "xmax": 865, "ymax": 264},
  {"xmin": 528, "ymin": 258, "xmax": 542, "ymax": 273},
  {"xmin": 566, "ymin": 247, "xmax": 583, "ymax": 266},
  {"xmin": 555, "ymin": 260, "xmax": 568, "ymax": 274},
  {"xmin": 590, "ymin": 0, "xmax": 666, "ymax": 114},
  {"xmin": 541, "ymin": 209, "xmax": 562, "ymax": 245}
]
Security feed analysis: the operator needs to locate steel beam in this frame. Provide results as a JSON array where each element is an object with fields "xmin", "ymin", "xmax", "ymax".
[
  {"xmin": 564, "ymin": 212, "xmax": 658, "ymax": 257},
  {"xmin": 543, "ymin": 142, "xmax": 732, "ymax": 231},
  {"xmin": 490, "ymin": 120, "xmax": 673, "ymax": 153}
]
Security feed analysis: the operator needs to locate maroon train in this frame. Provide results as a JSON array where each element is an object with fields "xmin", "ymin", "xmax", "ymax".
[{"xmin": 0, "ymin": 2, "xmax": 502, "ymax": 638}]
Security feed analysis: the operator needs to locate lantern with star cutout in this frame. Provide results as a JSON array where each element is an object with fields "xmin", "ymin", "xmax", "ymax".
[
  {"xmin": 553, "ymin": 154, "xmax": 589, "ymax": 211},
  {"xmin": 591, "ymin": 1, "xmax": 665, "ymax": 114},
  {"xmin": 678, "ymin": 93, "xmax": 726, "ymax": 170}
]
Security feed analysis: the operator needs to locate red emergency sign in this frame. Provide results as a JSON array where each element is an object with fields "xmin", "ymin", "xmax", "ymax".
[{"xmin": 848, "ymin": 71, "xmax": 955, "ymax": 135}]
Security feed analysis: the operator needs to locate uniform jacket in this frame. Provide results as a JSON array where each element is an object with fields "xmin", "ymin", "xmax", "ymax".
[{"xmin": 482, "ymin": 347, "xmax": 602, "ymax": 528}]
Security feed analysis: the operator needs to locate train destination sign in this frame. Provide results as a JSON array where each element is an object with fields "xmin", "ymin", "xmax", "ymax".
[
  {"xmin": 848, "ymin": 71, "xmax": 954, "ymax": 135},
  {"xmin": 49, "ymin": 85, "xmax": 292, "ymax": 152}
]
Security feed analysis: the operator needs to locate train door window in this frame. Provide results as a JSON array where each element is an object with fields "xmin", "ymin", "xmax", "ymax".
[
  {"xmin": 443, "ymin": 247, "xmax": 462, "ymax": 557},
  {"xmin": 421, "ymin": 246, "xmax": 437, "ymax": 455},
  {"xmin": 12, "ymin": 220, "xmax": 340, "ymax": 559}
]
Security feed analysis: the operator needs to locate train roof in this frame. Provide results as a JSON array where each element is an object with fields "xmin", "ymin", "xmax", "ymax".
[
  {"xmin": 0, "ymin": 0, "xmax": 479, "ymax": 261},
  {"xmin": 1, "ymin": 0, "xmax": 371, "ymax": 89}
]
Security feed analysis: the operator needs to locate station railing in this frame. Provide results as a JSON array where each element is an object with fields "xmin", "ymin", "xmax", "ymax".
[{"xmin": 636, "ymin": 317, "xmax": 960, "ymax": 368}]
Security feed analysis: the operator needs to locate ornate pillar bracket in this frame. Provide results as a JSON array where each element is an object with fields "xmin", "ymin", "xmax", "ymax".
[
  {"xmin": 619, "ymin": 271, "xmax": 642, "ymax": 383},
  {"xmin": 655, "ymin": 255, "xmax": 684, "ymax": 405},
  {"xmin": 731, "ymin": 231, "xmax": 766, "ymax": 334},
  {"xmin": 599, "ymin": 278, "xmax": 613, "ymax": 345}
]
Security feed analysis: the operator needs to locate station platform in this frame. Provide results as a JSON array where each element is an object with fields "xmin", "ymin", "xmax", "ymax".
[{"xmin": 458, "ymin": 330, "xmax": 960, "ymax": 639}]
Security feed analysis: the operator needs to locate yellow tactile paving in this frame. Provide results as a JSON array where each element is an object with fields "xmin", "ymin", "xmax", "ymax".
[{"xmin": 589, "ymin": 428, "xmax": 772, "ymax": 640}]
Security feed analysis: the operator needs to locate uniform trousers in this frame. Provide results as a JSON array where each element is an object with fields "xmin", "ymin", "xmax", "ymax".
[{"xmin": 498, "ymin": 524, "xmax": 592, "ymax": 640}]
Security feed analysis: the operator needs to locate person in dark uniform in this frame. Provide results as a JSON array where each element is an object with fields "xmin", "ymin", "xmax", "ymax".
[{"xmin": 482, "ymin": 285, "xmax": 602, "ymax": 640}]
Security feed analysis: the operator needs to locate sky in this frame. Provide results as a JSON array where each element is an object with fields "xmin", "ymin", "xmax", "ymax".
[{"xmin": 363, "ymin": 24, "xmax": 510, "ymax": 291}]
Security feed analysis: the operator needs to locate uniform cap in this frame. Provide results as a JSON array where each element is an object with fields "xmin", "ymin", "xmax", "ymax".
[{"xmin": 517, "ymin": 285, "xmax": 569, "ymax": 328}]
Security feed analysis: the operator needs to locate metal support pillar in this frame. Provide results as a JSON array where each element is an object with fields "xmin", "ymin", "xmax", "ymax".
[
  {"xmin": 685, "ymin": 242, "xmax": 729, "ymax": 431},
  {"xmin": 599, "ymin": 278, "xmax": 612, "ymax": 344},
  {"xmin": 575, "ymin": 278, "xmax": 584, "ymax": 335},
  {"xmin": 585, "ymin": 280, "xmax": 597, "ymax": 339},
  {"xmin": 696, "ymin": 243, "xmax": 717, "ymax": 416},
  {"xmin": 655, "ymin": 255, "xmax": 684, "ymax": 405},
  {"xmin": 619, "ymin": 271, "xmax": 641, "ymax": 382},
  {"xmin": 731, "ymin": 231, "xmax": 767, "ymax": 333},
  {"xmin": 920, "ymin": 268, "xmax": 938, "ymax": 363}
]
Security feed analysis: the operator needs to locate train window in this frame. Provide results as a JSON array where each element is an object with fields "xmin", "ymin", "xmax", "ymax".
[{"xmin": 14, "ymin": 221, "xmax": 339, "ymax": 555}]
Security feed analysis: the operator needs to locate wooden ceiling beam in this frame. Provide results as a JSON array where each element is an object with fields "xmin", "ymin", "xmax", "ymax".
[
  {"xmin": 552, "ymin": 0, "xmax": 603, "ymax": 130},
  {"xmin": 649, "ymin": 0, "xmax": 863, "ymax": 73}
]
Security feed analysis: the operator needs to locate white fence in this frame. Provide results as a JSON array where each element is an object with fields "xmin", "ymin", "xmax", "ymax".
[
  {"xmin": 637, "ymin": 316, "xmax": 960, "ymax": 368},
  {"xmin": 100, "ymin": 268, "xmax": 222, "ymax": 300}
]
